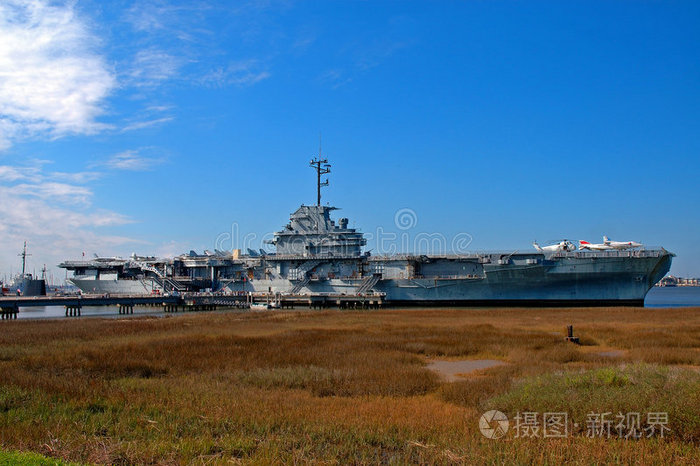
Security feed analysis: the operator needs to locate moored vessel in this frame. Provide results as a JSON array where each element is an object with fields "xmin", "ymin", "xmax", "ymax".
[
  {"xmin": 10, "ymin": 242, "xmax": 46, "ymax": 297},
  {"xmin": 59, "ymin": 155, "xmax": 672, "ymax": 305}
]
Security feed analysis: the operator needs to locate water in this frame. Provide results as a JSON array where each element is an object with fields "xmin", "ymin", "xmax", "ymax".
[
  {"xmin": 15, "ymin": 305, "xmax": 168, "ymax": 320},
  {"xmin": 8, "ymin": 287, "xmax": 698, "ymax": 320},
  {"xmin": 644, "ymin": 287, "xmax": 700, "ymax": 308}
]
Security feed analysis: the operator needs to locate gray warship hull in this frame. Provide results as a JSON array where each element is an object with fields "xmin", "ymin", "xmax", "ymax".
[
  {"xmin": 217, "ymin": 250, "xmax": 671, "ymax": 306},
  {"xmin": 68, "ymin": 278, "xmax": 160, "ymax": 295}
]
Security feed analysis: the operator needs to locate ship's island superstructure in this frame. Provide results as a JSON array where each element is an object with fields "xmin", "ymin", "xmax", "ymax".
[{"xmin": 60, "ymin": 155, "xmax": 673, "ymax": 306}]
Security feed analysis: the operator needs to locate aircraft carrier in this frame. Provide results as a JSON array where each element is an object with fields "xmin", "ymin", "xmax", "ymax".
[{"xmin": 59, "ymin": 156, "xmax": 673, "ymax": 306}]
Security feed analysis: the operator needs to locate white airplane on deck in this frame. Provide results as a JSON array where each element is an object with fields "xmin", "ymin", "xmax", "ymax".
[
  {"xmin": 579, "ymin": 236, "xmax": 643, "ymax": 251},
  {"xmin": 533, "ymin": 240, "xmax": 577, "ymax": 252},
  {"xmin": 603, "ymin": 236, "xmax": 643, "ymax": 250},
  {"xmin": 578, "ymin": 240, "xmax": 613, "ymax": 251}
]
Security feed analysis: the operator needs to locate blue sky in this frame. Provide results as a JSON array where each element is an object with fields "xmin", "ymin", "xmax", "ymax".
[{"xmin": 0, "ymin": 0, "xmax": 699, "ymax": 282}]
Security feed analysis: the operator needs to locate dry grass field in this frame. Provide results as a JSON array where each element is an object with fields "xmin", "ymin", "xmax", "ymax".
[{"xmin": 1, "ymin": 307, "xmax": 699, "ymax": 464}]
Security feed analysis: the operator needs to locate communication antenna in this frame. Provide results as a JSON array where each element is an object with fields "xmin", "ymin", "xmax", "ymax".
[
  {"xmin": 18, "ymin": 241, "xmax": 31, "ymax": 277},
  {"xmin": 309, "ymin": 138, "xmax": 331, "ymax": 206}
]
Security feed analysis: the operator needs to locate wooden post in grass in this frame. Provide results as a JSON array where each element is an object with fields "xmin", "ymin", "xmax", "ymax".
[{"xmin": 565, "ymin": 325, "xmax": 580, "ymax": 344}]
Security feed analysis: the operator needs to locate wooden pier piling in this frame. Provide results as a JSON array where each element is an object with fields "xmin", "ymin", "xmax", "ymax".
[
  {"xmin": 64, "ymin": 304, "xmax": 81, "ymax": 317},
  {"xmin": 1, "ymin": 304, "xmax": 19, "ymax": 320}
]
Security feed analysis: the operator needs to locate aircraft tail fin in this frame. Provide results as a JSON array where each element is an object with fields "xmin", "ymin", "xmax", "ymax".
[{"xmin": 603, "ymin": 236, "xmax": 610, "ymax": 244}]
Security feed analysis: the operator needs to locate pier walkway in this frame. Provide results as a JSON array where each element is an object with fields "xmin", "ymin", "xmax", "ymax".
[
  {"xmin": 0, "ymin": 292, "xmax": 384, "ymax": 319},
  {"xmin": 0, "ymin": 294, "xmax": 246, "ymax": 319}
]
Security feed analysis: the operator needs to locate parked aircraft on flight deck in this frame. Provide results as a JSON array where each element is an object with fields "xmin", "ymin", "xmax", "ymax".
[
  {"xmin": 532, "ymin": 240, "xmax": 577, "ymax": 253},
  {"xmin": 578, "ymin": 236, "xmax": 643, "ymax": 251}
]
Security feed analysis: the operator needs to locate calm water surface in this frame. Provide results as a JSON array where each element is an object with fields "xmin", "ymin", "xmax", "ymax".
[
  {"xmin": 15, "ymin": 305, "xmax": 167, "ymax": 320},
  {"xmin": 644, "ymin": 287, "xmax": 700, "ymax": 308},
  {"xmin": 10, "ymin": 287, "xmax": 699, "ymax": 320}
]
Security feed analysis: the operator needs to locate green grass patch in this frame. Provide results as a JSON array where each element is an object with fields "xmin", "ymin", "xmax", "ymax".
[
  {"xmin": 0, "ymin": 450, "xmax": 76, "ymax": 465},
  {"xmin": 488, "ymin": 363, "xmax": 700, "ymax": 440}
]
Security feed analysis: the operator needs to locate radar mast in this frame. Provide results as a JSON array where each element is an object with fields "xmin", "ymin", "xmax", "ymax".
[
  {"xmin": 18, "ymin": 241, "xmax": 30, "ymax": 277},
  {"xmin": 309, "ymin": 137, "xmax": 331, "ymax": 206}
]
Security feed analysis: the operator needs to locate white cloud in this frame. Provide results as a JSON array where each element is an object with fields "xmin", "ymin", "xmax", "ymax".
[
  {"xmin": 155, "ymin": 239, "xmax": 191, "ymax": 259},
  {"xmin": 0, "ymin": 163, "xmax": 100, "ymax": 186},
  {"xmin": 0, "ymin": 185, "xmax": 130, "ymax": 230},
  {"xmin": 0, "ymin": 0, "xmax": 116, "ymax": 150},
  {"xmin": 0, "ymin": 165, "xmax": 39, "ymax": 182},
  {"xmin": 0, "ymin": 163, "xmax": 135, "ymax": 278},
  {"xmin": 102, "ymin": 150, "xmax": 164, "ymax": 171}
]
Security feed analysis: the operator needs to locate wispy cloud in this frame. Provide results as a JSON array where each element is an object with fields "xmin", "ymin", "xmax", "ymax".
[
  {"xmin": 0, "ymin": 186, "xmax": 135, "ymax": 275},
  {"xmin": 48, "ymin": 171, "xmax": 102, "ymax": 184},
  {"xmin": 127, "ymin": 48, "xmax": 182, "ymax": 86},
  {"xmin": 318, "ymin": 69, "xmax": 353, "ymax": 89},
  {"xmin": 145, "ymin": 105, "xmax": 174, "ymax": 113},
  {"xmin": 0, "ymin": 162, "xmax": 100, "ymax": 185},
  {"xmin": 319, "ymin": 38, "xmax": 409, "ymax": 89},
  {"xmin": 122, "ymin": 2, "xmax": 272, "ymax": 91},
  {"xmin": 0, "ymin": 0, "xmax": 116, "ymax": 150},
  {"xmin": 124, "ymin": 1, "xmax": 212, "ymax": 41},
  {"xmin": 319, "ymin": 16, "xmax": 415, "ymax": 89},
  {"xmin": 200, "ymin": 60, "xmax": 271, "ymax": 88},
  {"xmin": 0, "ymin": 165, "xmax": 39, "ymax": 182},
  {"xmin": 0, "ymin": 163, "xmax": 135, "ymax": 275},
  {"xmin": 101, "ymin": 149, "xmax": 165, "ymax": 171},
  {"xmin": 355, "ymin": 39, "xmax": 409, "ymax": 72},
  {"xmin": 13, "ymin": 182, "xmax": 93, "ymax": 206},
  {"xmin": 0, "ymin": 162, "xmax": 99, "ymax": 206},
  {"xmin": 122, "ymin": 117, "xmax": 175, "ymax": 132}
]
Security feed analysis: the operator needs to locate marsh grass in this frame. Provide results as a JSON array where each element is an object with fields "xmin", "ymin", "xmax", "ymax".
[
  {"xmin": 0, "ymin": 307, "xmax": 699, "ymax": 464},
  {"xmin": 0, "ymin": 449, "xmax": 76, "ymax": 465},
  {"xmin": 488, "ymin": 364, "xmax": 700, "ymax": 441}
]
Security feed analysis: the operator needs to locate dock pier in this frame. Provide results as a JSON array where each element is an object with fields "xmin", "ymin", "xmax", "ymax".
[
  {"xmin": 0, "ymin": 291, "xmax": 384, "ymax": 319},
  {"xmin": 65, "ymin": 304, "xmax": 81, "ymax": 317},
  {"xmin": 246, "ymin": 292, "xmax": 385, "ymax": 310},
  {"xmin": 0, "ymin": 303, "xmax": 19, "ymax": 320}
]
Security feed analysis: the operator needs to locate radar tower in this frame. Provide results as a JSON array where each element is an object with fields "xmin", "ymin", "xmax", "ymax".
[
  {"xmin": 18, "ymin": 241, "xmax": 31, "ymax": 277},
  {"xmin": 309, "ymin": 139, "xmax": 331, "ymax": 206}
]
